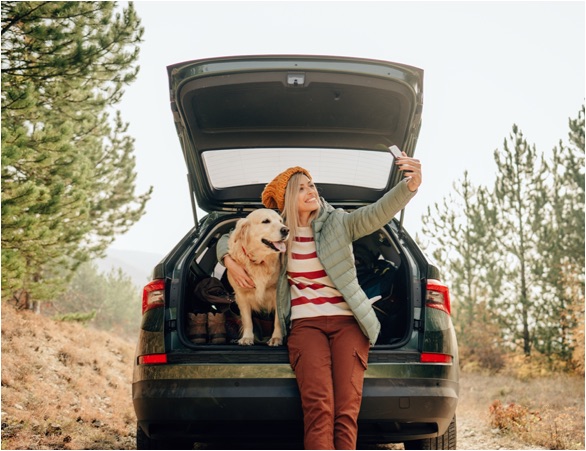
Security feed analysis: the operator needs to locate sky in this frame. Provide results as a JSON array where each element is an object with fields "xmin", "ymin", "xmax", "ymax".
[{"xmin": 111, "ymin": 0, "xmax": 585, "ymax": 257}]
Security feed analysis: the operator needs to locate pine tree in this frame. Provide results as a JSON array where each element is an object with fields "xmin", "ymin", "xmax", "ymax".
[
  {"xmin": 1, "ymin": 2, "xmax": 152, "ymax": 305},
  {"xmin": 492, "ymin": 125, "xmax": 548, "ymax": 356},
  {"xmin": 566, "ymin": 105, "xmax": 585, "ymax": 372},
  {"xmin": 563, "ymin": 105, "xmax": 585, "ymax": 269},
  {"xmin": 56, "ymin": 262, "xmax": 142, "ymax": 338},
  {"xmin": 419, "ymin": 109, "xmax": 584, "ymax": 367},
  {"xmin": 533, "ymin": 106, "xmax": 585, "ymax": 364},
  {"xmin": 421, "ymin": 172, "xmax": 505, "ymax": 366}
]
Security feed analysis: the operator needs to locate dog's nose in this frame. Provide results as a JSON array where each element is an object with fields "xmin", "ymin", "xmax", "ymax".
[{"xmin": 281, "ymin": 227, "xmax": 289, "ymax": 236}]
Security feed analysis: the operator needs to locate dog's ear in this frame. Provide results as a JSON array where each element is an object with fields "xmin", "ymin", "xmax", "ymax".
[{"xmin": 230, "ymin": 217, "xmax": 249, "ymax": 246}]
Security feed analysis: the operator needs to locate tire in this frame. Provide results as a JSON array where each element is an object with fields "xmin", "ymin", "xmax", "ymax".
[
  {"xmin": 136, "ymin": 423, "xmax": 194, "ymax": 450},
  {"xmin": 403, "ymin": 415, "xmax": 457, "ymax": 450}
]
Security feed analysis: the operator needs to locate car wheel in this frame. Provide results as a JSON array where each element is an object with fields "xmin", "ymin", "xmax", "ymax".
[
  {"xmin": 403, "ymin": 415, "xmax": 456, "ymax": 450},
  {"xmin": 136, "ymin": 423, "xmax": 194, "ymax": 450}
]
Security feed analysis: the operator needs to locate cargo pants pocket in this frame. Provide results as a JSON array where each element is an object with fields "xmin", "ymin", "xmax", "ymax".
[
  {"xmin": 289, "ymin": 349, "xmax": 303, "ymax": 389},
  {"xmin": 350, "ymin": 348, "xmax": 369, "ymax": 394}
]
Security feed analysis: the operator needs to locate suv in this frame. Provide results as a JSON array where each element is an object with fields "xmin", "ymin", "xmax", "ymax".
[{"xmin": 132, "ymin": 55, "xmax": 459, "ymax": 450}]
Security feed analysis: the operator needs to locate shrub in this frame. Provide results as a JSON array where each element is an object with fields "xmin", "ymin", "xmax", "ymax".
[
  {"xmin": 489, "ymin": 399, "xmax": 541, "ymax": 432},
  {"xmin": 489, "ymin": 399, "xmax": 585, "ymax": 449},
  {"xmin": 458, "ymin": 306, "xmax": 506, "ymax": 373},
  {"xmin": 54, "ymin": 311, "xmax": 97, "ymax": 324}
]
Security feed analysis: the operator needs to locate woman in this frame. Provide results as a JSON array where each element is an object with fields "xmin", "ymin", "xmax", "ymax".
[{"xmin": 218, "ymin": 153, "xmax": 422, "ymax": 449}]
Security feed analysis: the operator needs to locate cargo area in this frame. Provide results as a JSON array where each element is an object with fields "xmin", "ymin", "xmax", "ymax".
[{"xmin": 178, "ymin": 216, "xmax": 415, "ymax": 349}]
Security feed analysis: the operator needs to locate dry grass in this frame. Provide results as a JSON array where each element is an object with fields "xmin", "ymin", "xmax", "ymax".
[
  {"xmin": 461, "ymin": 370, "xmax": 585, "ymax": 450},
  {"xmin": 1, "ymin": 303, "xmax": 136, "ymax": 450},
  {"xmin": 1, "ymin": 302, "xmax": 584, "ymax": 450}
]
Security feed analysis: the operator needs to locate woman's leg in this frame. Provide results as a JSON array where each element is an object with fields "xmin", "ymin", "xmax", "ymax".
[
  {"xmin": 288, "ymin": 317, "xmax": 335, "ymax": 450},
  {"xmin": 329, "ymin": 316, "xmax": 370, "ymax": 450}
]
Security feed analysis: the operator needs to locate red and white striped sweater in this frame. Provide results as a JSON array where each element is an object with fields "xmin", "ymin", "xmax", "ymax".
[{"xmin": 288, "ymin": 227, "xmax": 352, "ymax": 320}]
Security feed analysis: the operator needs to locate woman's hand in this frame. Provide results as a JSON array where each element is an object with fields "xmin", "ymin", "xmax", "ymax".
[
  {"xmin": 224, "ymin": 255, "xmax": 255, "ymax": 288},
  {"xmin": 396, "ymin": 153, "xmax": 422, "ymax": 192}
]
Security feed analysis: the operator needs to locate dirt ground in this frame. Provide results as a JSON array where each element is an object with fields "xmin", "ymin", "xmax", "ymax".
[
  {"xmin": 1, "ymin": 304, "xmax": 582, "ymax": 450},
  {"xmin": 455, "ymin": 375, "xmax": 545, "ymax": 451}
]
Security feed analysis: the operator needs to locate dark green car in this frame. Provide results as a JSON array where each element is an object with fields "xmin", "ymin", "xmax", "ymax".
[{"xmin": 132, "ymin": 55, "xmax": 459, "ymax": 450}]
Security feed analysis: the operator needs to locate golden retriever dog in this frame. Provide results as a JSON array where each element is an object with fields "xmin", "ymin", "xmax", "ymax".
[{"xmin": 227, "ymin": 208, "xmax": 289, "ymax": 346}]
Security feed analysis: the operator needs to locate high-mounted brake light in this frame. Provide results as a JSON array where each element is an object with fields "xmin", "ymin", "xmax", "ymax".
[
  {"xmin": 142, "ymin": 279, "xmax": 165, "ymax": 314},
  {"xmin": 138, "ymin": 353, "xmax": 168, "ymax": 365},
  {"xmin": 425, "ymin": 279, "xmax": 451, "ymax": 315}
]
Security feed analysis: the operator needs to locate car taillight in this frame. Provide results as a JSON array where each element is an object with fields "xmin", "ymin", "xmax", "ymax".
[
  {"xmin": 138, "ymin": 353, "xmax": 168, "ymax": 365},
  {"xmin": 142, "ymin": 279, "xmax": 165, "ymax": 314},
  {"xmin": 425, "ymin": 279, "xmax": 451, "ymax": 315}
]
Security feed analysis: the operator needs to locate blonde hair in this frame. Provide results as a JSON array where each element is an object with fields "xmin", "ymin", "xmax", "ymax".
[{"xmin": 281, "ymin": 172, "xmax": 322, "ymax": 256}]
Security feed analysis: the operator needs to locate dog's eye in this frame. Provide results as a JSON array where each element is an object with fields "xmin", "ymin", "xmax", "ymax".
[{"xmin": 262, "ymin": 219, "xmax": 270, "ymax": 224}]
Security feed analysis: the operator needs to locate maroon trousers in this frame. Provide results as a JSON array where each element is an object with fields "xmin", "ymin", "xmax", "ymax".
[{"xmin": 287, "ymin": 315, "xmax": 370, "ymax": 450}]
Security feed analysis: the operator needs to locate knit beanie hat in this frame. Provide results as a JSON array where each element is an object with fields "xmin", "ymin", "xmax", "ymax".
[{"xmin": 261, "ymin": 166, "xmax": 312, "ymax": 212}]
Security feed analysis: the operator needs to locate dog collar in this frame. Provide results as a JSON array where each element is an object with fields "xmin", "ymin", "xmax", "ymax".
[{"xmin": 242, "ymin": 246, "xmax": 264, "ymax": 265}]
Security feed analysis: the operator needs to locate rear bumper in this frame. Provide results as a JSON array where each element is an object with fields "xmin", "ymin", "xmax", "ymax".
[{"xmin": 133, "ymin": 369, "xmax": 458, "ymax": 443}]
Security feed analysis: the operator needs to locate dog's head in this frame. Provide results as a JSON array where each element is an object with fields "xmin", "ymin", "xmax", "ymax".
[{"xmin": 229, "ymin": 209, "xmax": 290, "ymax": 262}]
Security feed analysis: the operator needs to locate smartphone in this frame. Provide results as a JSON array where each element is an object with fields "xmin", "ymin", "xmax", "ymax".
[{"xmin": 388, "ymin": 145, "xmax": 402, "ymax": 159}]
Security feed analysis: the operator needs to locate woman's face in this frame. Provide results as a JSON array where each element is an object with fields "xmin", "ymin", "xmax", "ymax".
[{"xmin": 296, "ymin": 175, "xmax": 319, "ymax": 217}]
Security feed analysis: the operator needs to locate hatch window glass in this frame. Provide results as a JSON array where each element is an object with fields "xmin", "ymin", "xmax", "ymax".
[{"xmin": 202, "ymin": 148, "xmax": 393, "ymax": 189}]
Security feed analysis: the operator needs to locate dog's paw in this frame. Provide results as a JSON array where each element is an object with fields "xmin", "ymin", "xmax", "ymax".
[
  {"xmin": 267, "ymin": 336, "xmax": 283, "ymax": 346},
  {"xmin": 238, "ymin": 336, "xmax": 255, "ymax": 346}
]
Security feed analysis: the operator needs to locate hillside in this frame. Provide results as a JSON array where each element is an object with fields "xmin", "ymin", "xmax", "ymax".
[
  {"xmin": 96, "ymin": 248, "xmax": 163, "ymax": 288},
  {"xmin": 1, "ymin": 304, "xmax": 136, "ymax": 450},
  {"xmin": 1, "ymin": 303, "xmax": 584, "ymax": 450}
]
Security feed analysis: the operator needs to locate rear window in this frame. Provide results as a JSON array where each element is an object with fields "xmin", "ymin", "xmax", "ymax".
[{"xmin": 202, "ymin": 148, "xmax": 394, "ymax": 189}]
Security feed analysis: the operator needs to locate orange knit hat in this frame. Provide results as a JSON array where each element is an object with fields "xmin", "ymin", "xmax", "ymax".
[{"xmin": 261, "ymin": 166, "xmax": 312, "ymax": 212}]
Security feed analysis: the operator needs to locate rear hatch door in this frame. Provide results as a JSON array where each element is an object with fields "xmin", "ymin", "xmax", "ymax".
[{"xmin": 167, "ymin": 54, "xmax": 424, "ymax": 214}]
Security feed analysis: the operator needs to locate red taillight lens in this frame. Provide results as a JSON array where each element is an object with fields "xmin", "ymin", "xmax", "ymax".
[
  {"xmin": 426, "ymin": 279, "xmax": 451, "ymax": 315},
  {"xmin": 142, "ymin": 279, "xmax": 165, "ymax": 314},
  {"xmin": 138, "ymin": 353, "xmax": 168, "ymax": 365},
  {"xmin": 420, "ymin": 352, "xmax": 453, "ymax": 364}
]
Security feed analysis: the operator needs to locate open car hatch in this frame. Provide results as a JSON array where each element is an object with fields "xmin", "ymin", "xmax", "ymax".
[{"xmin": 167, "ymin": 55, "xmax": 424, "ymax": 215}]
